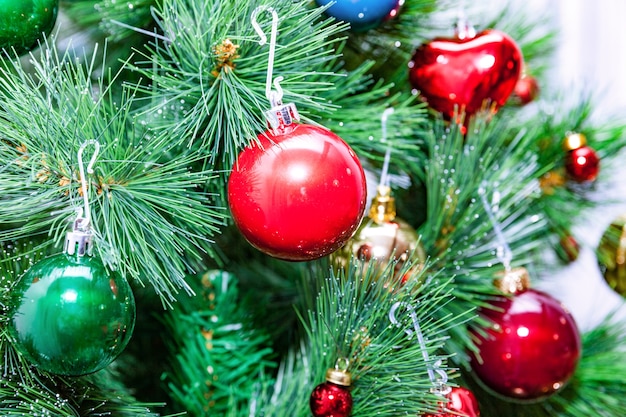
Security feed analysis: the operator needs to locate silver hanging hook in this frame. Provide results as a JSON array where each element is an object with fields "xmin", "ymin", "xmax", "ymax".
[
  {"xmin": 77, "ymin": 139, "xmax": 101, "ymax": 228},
  {"xmin": 380, "ymin": 108, "xmax": 395, "ymax": 188},
  {"xmin": 251, "ymin": 6, "xmax": 283, "ymax": 106},
  {"xmin": 389, "ymin": 301, "xmax": 450, "ymax": 393},
  {"xmin": 478, "ymin": 181, "xmax": 512, "ymax": 271}
]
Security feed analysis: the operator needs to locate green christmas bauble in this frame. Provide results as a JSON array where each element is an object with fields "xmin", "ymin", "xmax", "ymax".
[
  {"xmin": 8, "ymin": 253, "xmax": 135, "ymax": 376},
  {"xmin": 0, "ymin": 0, "xmax": 59, "ymax": 55}
]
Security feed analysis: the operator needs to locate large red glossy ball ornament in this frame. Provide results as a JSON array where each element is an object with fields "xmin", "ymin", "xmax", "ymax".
[
  {"xmin": 408, "ymin": 29, "xmax": 522, "ymax": 119},
  {"xmin": 310, "ymin": 381, "xmax": 353, "ymax": 417},
  {"xmin": 470, "ymin": 288, "xmax": 581, "ymax": 401},
  {"xmin": 228, "ymin": 123, "xmax": 367, "ymax": 261},
  {"xmin": 565, "ymin": 146, "xmax": 600, "ymax": 182},
  {"xmin": 423, "ymin": 387, "xmax": 480, "ymax": 417}
]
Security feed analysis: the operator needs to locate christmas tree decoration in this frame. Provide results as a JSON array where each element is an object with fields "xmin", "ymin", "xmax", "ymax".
[
  {"xmin": 408, "ymin": 23, "xmax": 522, "ymax": 119},
  {"xmin": 423, "ymin": 386, "xmax": 480, "ymax": 417},
  {"xmin": 0, "ymin": 0, "xmax": 59, "ymax": 55},
  {"xmin": 310, "ymin": 358, "xmax": 353, "ymax": 417},
  {"xmin": 470, "ymin": 267, "xmax": 582, "ymax": 401},
  {"xmin": 332, "ymin": 184, "xmax": 425, "ymax": 281},
  {"xmin": 597, "ymin": 214, "xmax": 626, "ymax": 297},
  {"xmin": 332, "ymin": 109, "xmax": 425, "ymax": 282},
  {"xmin": 562, "ymin": 132, "xmax": 600, "ymax": 182},
  {"xmin": 8, "ymin": 141, "xmax": 135, "ymax": 376},
  {"xmin": 390, "ymin": 300, "xmax": 477, "ymax": 416},
  {"xmin": 512, "ymin": 73, "xmax": 540, "ymax": 105},
  {"xmin": 228, "ymin": 7, "xmax": 367, "ymax": 261},
  {"xmin": 314, "ymin": 0, "xmax": 402, "ymax": 32}
]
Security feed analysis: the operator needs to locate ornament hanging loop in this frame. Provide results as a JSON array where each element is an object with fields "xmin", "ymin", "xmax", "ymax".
[
  {"xmin": 77, "ymin": 139, "xmax": 100, "ymax": 229},
  {"xmin": 379, "ymin": 107, "xmax": 395, "ymax": 188},
  {"xmin": 66, "ymin": 140, "xmax": 100, "ymax": 257},
  {"xmin": 389, "ymin": 301, "xmax": 450, "ymax": 394},
  {"xmin": 251, "ymin": 6, "xmax": 283, "ymax": 106}
]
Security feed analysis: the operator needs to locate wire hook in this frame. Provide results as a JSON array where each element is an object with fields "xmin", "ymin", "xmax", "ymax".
[
  {"xmin": 251, "ymin": 6, "xmax": 283, "ymax": 106},
  {"xmin": 77, "ymin": 139, "xmax": 100, "ymax": 228},
  {"xmin": 380, "ymin": 108, "xmax": 395, "ymax": 188}
]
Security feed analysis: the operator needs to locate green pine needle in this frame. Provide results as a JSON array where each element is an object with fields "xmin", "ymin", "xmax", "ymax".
[
  {"xmin": 0, "ymin": 43, "xmax": 226, "ymax": 303},
  {"xmin": 130, "ymin": 0, "xmax": 350, "ymax": 169},
  {"xmin": 162, "ymin": 270, "xmax": 275, "ymax": 416}
]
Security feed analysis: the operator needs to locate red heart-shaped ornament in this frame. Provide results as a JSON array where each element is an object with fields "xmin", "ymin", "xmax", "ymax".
[{"xmin": 408, "ymin": 29, "xmax": 523, "ymax": 119}]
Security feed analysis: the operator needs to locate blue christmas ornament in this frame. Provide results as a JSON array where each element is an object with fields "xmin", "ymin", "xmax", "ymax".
[{"xmin": 315, "ymin": 0, "xmax": 402, "ymax": 32}]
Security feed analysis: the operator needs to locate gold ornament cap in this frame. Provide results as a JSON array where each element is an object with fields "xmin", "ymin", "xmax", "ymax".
[
  {"xmin": 369, "ymin": 185, "xmax": 397, "ymax": 224},
  {"xmin": 562, "ymin": 132, "xmax": 587, "ymax": 152},
  {"xmin": 494, "ymin": 266, "xmax": 531, "ymax": 294},
  {"xmin": 325, "ymin": 358, "xmax": 352, "ymax": 386}
]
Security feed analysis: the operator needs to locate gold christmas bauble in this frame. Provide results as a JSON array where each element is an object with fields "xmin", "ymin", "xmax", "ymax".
[
  {"xmin": 332, "ymin": 185, "xmax": 426, "ymax": 284},
  {"xmin": 597, "ymin": 214, "xmax": 626, "ymax": 297}
]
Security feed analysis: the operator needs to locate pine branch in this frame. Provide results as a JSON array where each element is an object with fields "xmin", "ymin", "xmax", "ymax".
[
  {"xmin": 162, "ymin": 270, "xmax": 275, "ymax": 416},
  {"xmin": 62, "ymin": 0, "xmax": 157, "ymax": 43},
  {"xmin": 0, "ymin": 43, "xmax": 226, "ymax": 303},
  {"xmin": 287, "ymin": 260, "xmax": 462, "ymax": 416},
  {"xmin": 129, "ymin": 0, "xmax": 350, "ymax": 170}
]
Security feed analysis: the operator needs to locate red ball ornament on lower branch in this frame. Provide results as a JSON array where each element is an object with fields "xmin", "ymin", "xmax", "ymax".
[
  {"xmin": 310, "ymin": 363, "xmax": 353, "ymax": 417},
  {"xmin": 469, "ymin": 268, "xmax": 582, "ymax": 401},
  {"xmin": 563, "ymin": 132, "xmax": 600, "ymax": 182},
  {"xmin": 423, "ymin": 386, "xmax": 480, "ymax": 417},
  {"xmin": 228, "ymin": 104, "xmax": 367, "ymax": 261}
]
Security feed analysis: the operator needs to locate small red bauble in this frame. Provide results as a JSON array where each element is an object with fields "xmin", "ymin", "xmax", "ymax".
[
  {"xmin": 470, "ymin": 288, "xmax": 581, "ymax": 401},
  {"xmin": 423, "ymin": 386, "xmax": 480, "ymax": 417},
  {"xmin": 228, "ymin": 123, "xmax": 367, "ymax": 261},
  {"xmin": 512, "ymin": 74, "xmax": 540, "ymax": 105},
  {"xmin": 310, "ymin": 381, "xmax": 353, "ymax": 417},
  {"xmin": 565, "ymin": 146, "xmax": 600, "ymax": 182},
  {"xmin": 408, "ymin": 29, "xmax": 522, "ymax": 119}
]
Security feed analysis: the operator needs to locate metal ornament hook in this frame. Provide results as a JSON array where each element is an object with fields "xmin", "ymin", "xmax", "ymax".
[
  {"xmin": 77, "ymin": 139, "xmax": 101, "ymax": 228},
  {"xmin": 65, "ymin": 140, "xmax": 100, "ymax": 257},
  {"xmin": 380, "ymin": 107, "xmax": 395, "ymax": 188},
  {"xmin": 251, "ymin": 6, "xmax": 283, "ymax": 106},
  {"xmin": 389, "ymin": 301, "xmax": 450, "ymax": 393}
]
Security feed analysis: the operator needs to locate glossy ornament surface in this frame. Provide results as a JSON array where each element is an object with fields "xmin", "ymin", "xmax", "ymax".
[
  {"xmin": 597, "ymin": 214, "xmax": 626, "ymax": 297},
  {"xmin": 565, "ymin": 146, "xmax": 600, "ymax": 182},
  {"xmin": 315, "ymin": 0, "xmax": 402, "ymax": 31},
  {"xmin": 512, "ymin": 74, "xmax": 539, "ymax": 105},
  {"xmin": 9, "ymin": 253, "xmax": 136, "ymax": 376},
  {"xmin": 423, "ymin": 386, "xmax": 480, "ymax": 417},
  {"xmin": 408, "ymin": 29, "xmax": 522, "ymax": 119},
  {"xmin": 310, "ymin": 382, "xmax": 353, "ymax": 417},
  {"xmin": 0, "ymin": 0, "xmax": 58, "ymax": 55},
  {"xmin": 332, "ymin": 185, "xmax": 425, "ymax": 283},
  {"xmin": 470, "ymin": 288, "xmax": 581, "ymax": 401},
  {"xmin": 228, "ymin": 123, "xmax": 367, "ymax": 261}
]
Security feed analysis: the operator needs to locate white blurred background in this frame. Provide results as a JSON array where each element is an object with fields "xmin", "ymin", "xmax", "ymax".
[{"xmin": 498, "ymin": 0, "xmax": 626, "ymax": 330}]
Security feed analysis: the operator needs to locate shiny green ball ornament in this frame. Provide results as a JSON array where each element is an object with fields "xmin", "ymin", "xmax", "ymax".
[
  {"xmin": 0, "ymin": 0, "xmax": 59, "ymax": 55},
  {"xmin": 8, "ymin": 227, "xmax": 135, "ymax": 376}
]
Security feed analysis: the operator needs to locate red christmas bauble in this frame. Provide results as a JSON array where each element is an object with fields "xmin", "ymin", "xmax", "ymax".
[
  {"xmin": 470, "ymin": 289, "xmax": 581, "ymax": 401},
  {"xmin": 423, "ymin": 387, "xmax": 480, "ymax": 417},
  {"xmin": 512, "ymin": 74, "xmax": 539, "ymax": 105},
  {"xmin": 408, "ymin": 29, "xmax": 522, "ymax": 119},
  {"xmin": 310, "ymin": 381, "xmax": 353, "ymax": 417},
  {"xmin": 565, "ymin": 146, "xmax": 600, "ymax": 182},
  {"xmin": 228, "ymin": 123, "xmax": 367, "ymax": 261}
]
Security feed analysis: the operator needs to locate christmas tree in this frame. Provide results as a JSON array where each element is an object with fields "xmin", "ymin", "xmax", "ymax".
[{"xmin": 1, "ymin": 0, "xmax": 625, "ymax": 416}]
